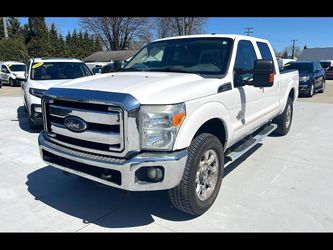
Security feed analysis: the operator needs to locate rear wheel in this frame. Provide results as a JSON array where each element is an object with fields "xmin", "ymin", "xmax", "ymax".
[
  {"xmin": 168, "ymin": 133, "xmax": 224, "ymax": 216},
  {"xmin": 273, "ymin": 97, "xmax": 293, "ymax": 136}
]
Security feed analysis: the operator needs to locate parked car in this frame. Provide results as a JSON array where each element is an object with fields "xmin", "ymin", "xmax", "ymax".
[
  {"xmin": 21, "ymin": 58, "xmax": 93, "ymax": 130},
  {"xmin": 0, "ymin": 61, "xmax": 27, "ymax": 86},
  {"xmin": 325, "ymin": 66, "xmax": 333, "ymax": 80},
  {"xmin": 283, "ymin": 61, "xmax": 325, "ymax": 97},
  {"xmin": 92, "ymin": 66, "xmax": 103, "ymax": 74},
  {"xmin": 277, "ymin": 58, "xmax": 295, "ymax": 70},
  {"xmin": 101, "ymin": 62, "xmax": 123, "ymax": 73},
  {"xmin": 319, "ymin": 60, "xmax": 333, "ymax": 70},
  {"xmin": 38, "ymin": 34, "xmax": 298, "ymax": 215}
]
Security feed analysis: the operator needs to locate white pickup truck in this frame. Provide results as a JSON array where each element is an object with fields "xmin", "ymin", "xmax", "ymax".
[{"xmin": 38, "ymin": 34, "xmax": 299, "ymax": 215}]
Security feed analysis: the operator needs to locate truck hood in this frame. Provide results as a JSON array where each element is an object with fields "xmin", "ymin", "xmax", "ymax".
[
  {"xmin": 29, "ymin": 79, "xmax": 73, "ymax": 90},
  {"xmin": 54, "ymin": 72, "xmax": 223, "ymax": 104}
]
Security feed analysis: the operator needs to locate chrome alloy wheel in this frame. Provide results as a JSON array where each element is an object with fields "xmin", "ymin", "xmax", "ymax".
[{"xmin": 195, "ymin": 149, "xmax": 219, "ymax": 201}]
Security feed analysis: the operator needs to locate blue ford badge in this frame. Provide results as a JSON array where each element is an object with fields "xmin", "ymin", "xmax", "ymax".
[{"xmin": 64, "ymin": 116, "xmax": 87, "ymax": 132}]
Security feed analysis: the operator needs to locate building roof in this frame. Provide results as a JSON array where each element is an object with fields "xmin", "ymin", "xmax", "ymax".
[
  {"xmin": 83, "ymin": 50, "xmax": 138, "ymax": 62},
  {"xmin": 298, "ymin": 47, "xmax": 333, "ymax": 61}
]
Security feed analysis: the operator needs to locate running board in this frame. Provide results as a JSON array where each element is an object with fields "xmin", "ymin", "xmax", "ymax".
[{"xmin": 224, "ymin": 124, "xmax": 277, "ymax": 167}]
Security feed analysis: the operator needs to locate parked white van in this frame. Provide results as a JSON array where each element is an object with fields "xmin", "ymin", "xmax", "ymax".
[{"xmin": 0, "ymin": 61, "xmax": 27, "ymax": 86}]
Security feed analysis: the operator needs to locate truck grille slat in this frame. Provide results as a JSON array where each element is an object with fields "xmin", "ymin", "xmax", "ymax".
[
  {"xmin": 50, "ymin": 122, "xmax": 121, "ymax": 145},
  {"xmin": 49, "ymin": 104, "xmax": 120, "ymax": 125},
  {"xmin": 43, "ymin": 98, "xmax": 124, "ymax": 155}
]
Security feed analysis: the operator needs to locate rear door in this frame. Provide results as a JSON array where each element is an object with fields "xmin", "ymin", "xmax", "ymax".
[{"xmin": 256, "ymin": 41, "xmax": 280, "ymax": 115}]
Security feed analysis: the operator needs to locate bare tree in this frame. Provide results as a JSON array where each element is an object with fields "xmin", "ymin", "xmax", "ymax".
[
  {"xmin": 80, "ymin": 17, "xmax": 153, "ymax": 51},
  {"xmin": 157, "ymin": 17, "xmax": 207, "ymax": 38}
]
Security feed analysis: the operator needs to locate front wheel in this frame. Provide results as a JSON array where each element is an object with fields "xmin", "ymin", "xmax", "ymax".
[
  {"xmin": 308, "ymin": 83, "xmax": 314, "ymax": 97},
  {"xmin": 319, "ymin": 79, "xmax": 325, "ymax": 93},
  {"xmin": 9, "ymin": 78, "xmax": 15, "ymax": 87},
  {"xmin": 168, "ymin": 133, "xmax": 224, "ymax": 216},
  {"xmin": 273, "ymin": 97, "xmax": 293, "ymax": 136}
]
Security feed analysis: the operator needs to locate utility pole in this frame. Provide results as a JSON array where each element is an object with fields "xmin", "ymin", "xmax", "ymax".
[
  {"xmin": 244, "ymin": 27, "xmax": 254, "ymax": 36},
  {"xmin": 3, "ymin": 17, "xmax": 8, "ymax": 39},
  {"xmin": 291, "ymin": 39, "xmax": 297, "ymax": 59}
]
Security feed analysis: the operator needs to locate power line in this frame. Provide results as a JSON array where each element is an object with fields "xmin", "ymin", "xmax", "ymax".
[
  {"xmin": 244, "ymin": 27, "xmax": 254, "ymax": 36},
  {"xmin": 291, "ymin": 39, "xmax": 297, "ymax": 59}
]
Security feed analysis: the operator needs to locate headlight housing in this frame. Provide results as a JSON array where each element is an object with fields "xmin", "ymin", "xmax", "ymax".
[
  {"xmin": 29, "ymin": 88, "xmax": 46, "ymax": 98},
  {"xmin": 139, "ymin": 103, "xmax": 186, "ymax": 151},
  {"xmin": 300, "ymin": 76, "xmax": 310, "ymax": 81}
]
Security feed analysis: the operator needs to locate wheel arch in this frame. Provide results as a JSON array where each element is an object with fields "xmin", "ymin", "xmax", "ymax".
[{"xmin": 173, "ymin": 102, "xmax": 231, "ymax": 151}]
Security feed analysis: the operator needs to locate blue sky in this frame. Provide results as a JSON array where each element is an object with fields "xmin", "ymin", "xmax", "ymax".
[{"xmin": 19, "ymin": 17, "xmax": 333, "ymax": 52}]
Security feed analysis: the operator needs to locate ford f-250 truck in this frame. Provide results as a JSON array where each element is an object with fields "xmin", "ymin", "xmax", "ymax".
[{"xmin": 38, "ymin": 34, "xmax": 299, "ymax": 215}]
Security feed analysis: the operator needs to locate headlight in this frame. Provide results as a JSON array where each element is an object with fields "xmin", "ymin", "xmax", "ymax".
[
  {"xmin": 140, "ymin": 103, "xmax": 186, "ymax": 150},
  {"xmin": 300, "ymin": 76, "xmax": 310, "ymax": 81},
  {"xmin": 29, "ymin": 88, "xmax": 46, "ymax": 98}
]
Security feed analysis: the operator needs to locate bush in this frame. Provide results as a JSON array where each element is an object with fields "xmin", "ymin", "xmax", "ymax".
[{"xmin": 0, "ymin": 38, "xmax": 29, "ymax": 62}]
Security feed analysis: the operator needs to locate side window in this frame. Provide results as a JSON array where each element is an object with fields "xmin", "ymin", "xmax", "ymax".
[
  {"xmin": 256, "ymin": 41, "xmax": 276, "ymax": 73},
  {"xmin": 233, "ymin": 40, "xmax": 257, "ymax": 87},
  {"xmin": 2, "ymin": 65, "xmax": 8, "ymax": 73}
]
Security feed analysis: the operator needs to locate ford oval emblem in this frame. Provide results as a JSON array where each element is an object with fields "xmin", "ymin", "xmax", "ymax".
[{"xmin": 64, "ymin": 116, "xmax": 87, "ymax": 133}]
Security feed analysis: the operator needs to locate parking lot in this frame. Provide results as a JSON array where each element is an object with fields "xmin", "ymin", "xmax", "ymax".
[{"xmin": 1, "ymin": 82, "xmax": 333, "ymax": 232}]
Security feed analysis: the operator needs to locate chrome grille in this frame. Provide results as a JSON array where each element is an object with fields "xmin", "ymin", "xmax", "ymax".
[{"xmin": 43, "ymin": 98, "xmax": 124, "ymax": 156}]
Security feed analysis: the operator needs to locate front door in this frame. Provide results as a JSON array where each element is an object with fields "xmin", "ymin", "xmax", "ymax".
[{"xmin": 230, "ymin": 39, "xmax": 266, "ymax": 142}]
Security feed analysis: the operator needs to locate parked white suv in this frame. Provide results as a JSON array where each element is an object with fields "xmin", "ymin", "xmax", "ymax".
[
  {"xmin": 0, "ymin": 61, "xmax": 27, "ymax": 87},
  {"xmin": 21, "ymin": 58, "xmax": 93, "ymax": 129}
]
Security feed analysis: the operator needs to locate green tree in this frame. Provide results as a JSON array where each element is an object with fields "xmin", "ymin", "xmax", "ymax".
[
  {"xmin": 7, "ymin": 17, "xmax": 22, "ymax": 39},
  {"xmin": 0, "ymin": 38, "xmax": 29, "ymax": 61},
  {"xmin": 26, "ymin": 17, "xmax": 51, "ymax": 57}
]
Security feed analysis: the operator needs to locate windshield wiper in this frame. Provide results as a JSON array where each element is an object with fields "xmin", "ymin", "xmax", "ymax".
[
  {"xmin": 147, "ymin": 67, "xmax": 203, "ymax": 76},
  {"xmin": 122, "ymin": 67, "xmax": 144, "ymax": 72}
]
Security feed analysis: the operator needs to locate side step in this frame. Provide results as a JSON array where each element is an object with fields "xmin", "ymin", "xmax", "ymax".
[{"xmin": 224, "ymin": 124, "xmax": 277, "ymax": 167}]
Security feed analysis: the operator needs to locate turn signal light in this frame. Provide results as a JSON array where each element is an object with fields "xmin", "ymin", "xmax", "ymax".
[
  {"xmin": 268, "ymin": 73, "xmax": 275, "ymax": 83},
  {"xmin": 173, "ymin": 112, "xmax": 186, "ymax": 127}
]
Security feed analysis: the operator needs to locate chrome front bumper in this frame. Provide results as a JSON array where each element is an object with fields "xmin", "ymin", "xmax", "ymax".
[{"xmin": 38, "ymin": 132, "xmax": 188, "ymax": 191}]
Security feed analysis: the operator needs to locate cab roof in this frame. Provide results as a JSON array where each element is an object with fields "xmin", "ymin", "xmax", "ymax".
[
  {"xmin": 32, "ymin": 57, "xmax": 83, "ymax": 63},
  {"xmin": 2, "ymin": 61, "xmax": 26, "ymax": 65},
  {"xmin": 154, "ymin": 34, "xmax": 270, "ymax": 44}
]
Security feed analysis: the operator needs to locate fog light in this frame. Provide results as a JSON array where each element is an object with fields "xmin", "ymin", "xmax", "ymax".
[
  {"xmin": 34, "ymin": 106, "xmax": 42, "ymax": 113},
  {"xmin": 147, "ymin": 167, "xmax": 163, "ymax": 181}
]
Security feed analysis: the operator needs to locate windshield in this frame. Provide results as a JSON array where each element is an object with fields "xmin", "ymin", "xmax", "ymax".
[
  {"xmin": 30, "ymin": 62, "xmax": 92, "ymax": 80},
  {"xmin": 8, "ymin": 64, "xmax": 26, "ymax": 72},
  {"xmin": 283, "ymin": 63, "xmax": 313, "ymax": 73},
  {"xmin": 124, "ymin": 38, "xmax": 234, "ymax": 77}
]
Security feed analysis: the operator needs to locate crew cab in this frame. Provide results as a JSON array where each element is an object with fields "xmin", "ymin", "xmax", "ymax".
[
  {"xmin": 38, "ymin": 34, "xmax": 299, "ymax": 215},
  {"xmin": 0, "ymin": 61, "xmax": 26, "ymax": 87},
  {"xmin": 21, "ymin": 58, "xmax": 93, "ymax": 129}
]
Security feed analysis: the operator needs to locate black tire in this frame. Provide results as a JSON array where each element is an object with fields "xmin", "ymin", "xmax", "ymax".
[
  {"xmin": 307, "ymin": 83, "xmax": 314, "ymax": 97},
  {"xmin": 319, "ymin": 79, "xmax": 325, "ymax": 93},
  {"xmin": 28, "ymin": 117, "xmax": 39, "ymax": 131},
  {"xmin": 9, "ymin": 78, "xmax": 15, "ymax": 87},
  {"xmin": 168, "ymin": 133, "xmax": 224, "ymax": 216},
  {"xmin": 273, "ymin": 97, "xmax": 293, "ymax": 136}
]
